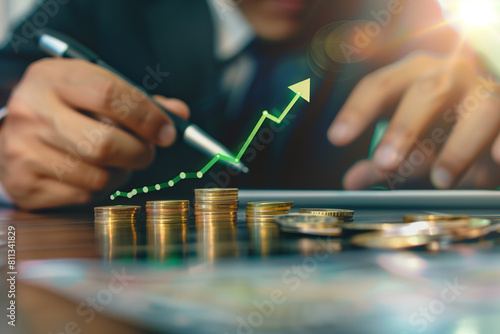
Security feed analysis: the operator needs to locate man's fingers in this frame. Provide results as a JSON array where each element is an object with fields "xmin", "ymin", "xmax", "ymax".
[
  {"xmin": 154, "ymin": 96, "xmax": 190, "ymax": 120},
  {"xmin": 14, "ymin": 179, "xmax": 92, "ymax": 211},
  {"xmin": 457, "ymin": 152, "xmax": 500, "ymax": 189},
  {"xmin": 491, "ymin": 126, "xmax": 500, "ymax": 166},
  {"xmin": 342, "ymin": 160, "xmax": 386, "ymax": 190},
  {"xmin": 372, "ymin": 61, "xmax": 471, "ymax": 170},
  {"xmin": 329, "ymin": 52, "xmax": 440, "ymax": 146},
  {"xmin": 33, "ymin": 144, "xmax": 129, "ymax": 191},
  {"xmin": 431, "ymin": 96, "xmax": 500, "ymax": 189},
  {"xmin": 53, "ymin": 60, "xmax": 177, "ymax": 147},
  {"xmin": 41, "ymin": 105, "xmax": 155, "ymax": 169}
]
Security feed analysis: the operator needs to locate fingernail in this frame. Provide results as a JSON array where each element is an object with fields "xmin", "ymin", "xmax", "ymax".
[
  {"xmin": 374, "ymin": 145, "xmax": 400, "ymax": 169},
  {"xmin": 158, "ymin": 124, "xmax": 176, "ymax": 146},
  {"xmin": 329, "ymin": 122, "xmax": 351, "ymax": 144},
  {"xmin": 431, "ymin": 167, "xmax": 452, "ymax": 189}
]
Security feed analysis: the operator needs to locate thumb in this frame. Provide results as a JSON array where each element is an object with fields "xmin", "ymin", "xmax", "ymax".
[{"xmin": 153, "ymin": 96, "xmax": 191, "ymax": 120}]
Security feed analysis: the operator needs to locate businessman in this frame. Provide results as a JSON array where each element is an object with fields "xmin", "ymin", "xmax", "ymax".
[{"xmin": 0, "ymin": 0, "xmax": 499, "ymax": 210}]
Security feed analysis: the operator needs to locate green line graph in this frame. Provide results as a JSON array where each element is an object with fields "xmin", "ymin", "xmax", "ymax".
[{"xmin": 111, "ymin": 79, "xmax": 310, "ymax": 200}]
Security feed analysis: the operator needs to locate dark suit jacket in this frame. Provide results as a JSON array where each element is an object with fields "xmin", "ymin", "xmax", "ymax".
[{"xmin": 0, "ymin": 0, "xmax": 457, "ymax": 204}]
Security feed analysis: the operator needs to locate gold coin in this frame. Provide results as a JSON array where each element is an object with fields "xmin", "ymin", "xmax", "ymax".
[
  {"xmin": 342, "ymin": 221, "xmax": 435, "ymax": 232},
  {"xmin": 94, "ymin": 212, "xmax": 140, "ymax": 217},
  {"xmin": 94, "ymin": 205, "xmax": 141, "ymax": 212},
  {"xmin": 246, "ymin": 208, "xmax": 290, "ymax": 212},
  {"xmin": 247, "ymin": 201, "xmax": 294, "ymax": 208},
  {"xmin": 299, "ymin": 208, "xmax": 354, "ymax": 217},
  {"xmin": 94, "ymin": 213, "xmax": 140, "ymax": 218},
  {"xmin": 246, "ymin": 212, "xmax": 289, "ymax": 218},
  {"xmin": 194, "ymin": 188, "xmax": 239, "ymax": 194},
  {"xmin": 195, "ymin": 194, "xmax": 238, "ymax": 198},
  {"xmin": 196, "ymin": 200, "xmax": 238, "ymax": 205},
  {"xmin": 352, "ymin": 232, "xmax": 436, "ymax": 249},
  {"xmin": 195, "ymin": 188, "xmax": 238, "ymax": 193},
  {"xmin": 146, "ymin": 214, "xmax": 189, "ymax": 219},
  {"xmin": 194, "ymin": 188, "xmax": 239, "ymax": 224},
  {"xmin": 195, "ymin": 195, "xmax": 238, "ymax": 199},
  {"xmin": 293, "ymin": 227, "xmax": 342, "ymax": 237},
  {"xmin": 246, "ymin": 218, "xmax": 279, "ymax": 223},
  {"xmin": 344, "ymin": 219, "xmax": 490, "ymax": 237},
  {"xmin": 194, "ymin": 213, "xmax": 237, "ymax": 218},
  {"xmin": 195, "ymin": 203, "xmax": 238, "ymax": 209},
  {"xmin": 275, "ymin": 214, "xmax": 338, "ymax": 228},
  {"xmin": 146, "ymin": 211, "xmax": 189, "ymax": 216},
  {"xmin": 146, "ymin": 206, "xmax": 189, "ymax": 210},
  {"xmin": 146, "ymin": 200, "xmax": 189, "ymax": 204},
  {"xmin": 444, "ymin": 219, "xmax": 492, "ymax": 240},
  {"xmin": 246, "ymin": 208, "xmax": 292, "ymax": 213},
  {"xmin": 195, "ymin": 217, "xmax": 237, "ymax": 224},
  {"xmin": 246, "ymin": 211, "xmax": 292, "ymax": 216},
  {"xmin": 403, "ymin": 214, "xmax": 469, "ymax": 223}
]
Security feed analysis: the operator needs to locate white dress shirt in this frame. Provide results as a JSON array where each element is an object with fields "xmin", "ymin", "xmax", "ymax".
[{"xmin": 206, "ymin": 0, "xmax": 257, "ymax": 117}]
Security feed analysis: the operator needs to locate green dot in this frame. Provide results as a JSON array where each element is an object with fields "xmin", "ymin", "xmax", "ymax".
[
  {"xmin": 155, "ymin": 184, "xmax": 161, "ymax": 190},
  {"xmin": 263, "ymin": 111, "xmax": 268, "ymax": 115},
  {"xmin": 143, "ymin": 187, "xmax": 149, "ymax": 193},
  {"xmin": 298, "ymin": 91, "xmax": 302, "ymax": 95},
  {"xmin": 168, "ymin": 181, "xmax": 174, "ymax": 187},
  {"xmin": 110, "ymin": 195, "xmax": 115, "ymax": 200},
  {"xmin": 235, "ymin": 159, "xmax": 239, "ymax": 163},
  {"xmin": 180, "ymin": 173, "xmax": 186, "ymax": 179},
  {"xmin": 115, "ymin": 191, "xmax": 120, "ymax": 195},
  {"xmin": 132, "ymin": 189, "xmax": 138, "ymax": 195},
  {"xmin": 217, "ymin": 154, "xmax": 221, "ymax": 158},
  {"xmin": 197, "ymin": 172, "xmax": 203, "ymax": 178},
  {"xmin": 127, "ymin": 193, "xmax": 133, "ymax": 198}
]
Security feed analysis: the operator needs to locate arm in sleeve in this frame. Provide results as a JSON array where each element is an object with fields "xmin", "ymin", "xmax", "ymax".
[
  {"xmin": 0, "ymin": 0, "xmax": 100, "ymax": 206},
  {"xmin": 0, "ymin": 0, "xmax": 100, "ymax": 106}
]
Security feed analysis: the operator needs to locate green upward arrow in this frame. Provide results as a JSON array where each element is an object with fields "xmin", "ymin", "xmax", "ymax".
[{"xmin": 111, "ymin": 78, "xmax": 311, "ymax": 200}]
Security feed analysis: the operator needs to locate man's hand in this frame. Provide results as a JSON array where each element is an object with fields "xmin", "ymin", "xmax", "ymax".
[
  {"xmin": 328, "ymin": 51, "xmax": 500, "ymax": 190},
  {"xmin": 0, "ymin": 58, "xmax": 189, "ymax": 210}
]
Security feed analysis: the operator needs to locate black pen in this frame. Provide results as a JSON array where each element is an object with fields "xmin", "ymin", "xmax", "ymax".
[{"xmin": 37, "ymin": 29, "xmax": 249, "ymax": 173}]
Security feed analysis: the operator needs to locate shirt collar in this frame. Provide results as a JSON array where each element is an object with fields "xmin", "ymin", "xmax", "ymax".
[{"xmin": 206, "ymin": 0, "xmax": 255, "ymax": 61}]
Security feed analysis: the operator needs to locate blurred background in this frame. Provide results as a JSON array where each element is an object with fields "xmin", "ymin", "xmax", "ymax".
[{"xmin": 0, "ymin": 0, "xmax": 37, "ymax": 45}]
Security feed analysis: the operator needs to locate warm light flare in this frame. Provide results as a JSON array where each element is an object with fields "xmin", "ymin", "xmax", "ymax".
[{"xmin": 457, "ymin": 0, "xmax": 497, "ymax": 28}]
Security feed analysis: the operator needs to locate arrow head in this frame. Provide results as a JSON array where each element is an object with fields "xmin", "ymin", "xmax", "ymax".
[{"xmin": 288, "ymin": 78, "xmax": 310, "ymax": 102}]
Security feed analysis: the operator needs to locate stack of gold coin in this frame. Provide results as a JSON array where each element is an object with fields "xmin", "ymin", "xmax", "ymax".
[
  {"xmin": 299, "ymin": 208, "xmax": 354, "ymax": 222},
  {"xmin": 146, "ymin": 200, "xmax": 190, "ymax": 223},
  {"xmin": 94, "ymin": 205, "xmax": 141, "ymax": 223},
  {"xmin": 194, "ymin": 188, "xmax": 238, "ymax": 222},
  {"xmin": 246, "ymin": 201, "xmax": 294, "ymax": 223}
]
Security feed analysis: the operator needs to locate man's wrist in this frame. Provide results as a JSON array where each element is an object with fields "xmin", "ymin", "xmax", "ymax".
[{"xmin": 0, "ymin": 107, "xmax": 14, "ymax": 206}]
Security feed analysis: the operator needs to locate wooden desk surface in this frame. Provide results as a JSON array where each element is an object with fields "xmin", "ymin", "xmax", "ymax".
[{"xmin": 2, "ymin": 208, "xmax": 500, "ymax": 334}]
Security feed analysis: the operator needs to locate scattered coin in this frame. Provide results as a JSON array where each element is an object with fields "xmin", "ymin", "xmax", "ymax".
[
  {"xmin": 351, "ymin": 232, "xmax": 438, "ymax": 250},
  {"xmin": 350, "ymin": 218, "xmax": 492, "ymax": 250},
  {"xmin": 403, "ymin": 214, "xmax": 469, "ymax": 223},
  {"xmin": 274, "ymin": 213, "xmax": 341, "ymax": 236}
]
